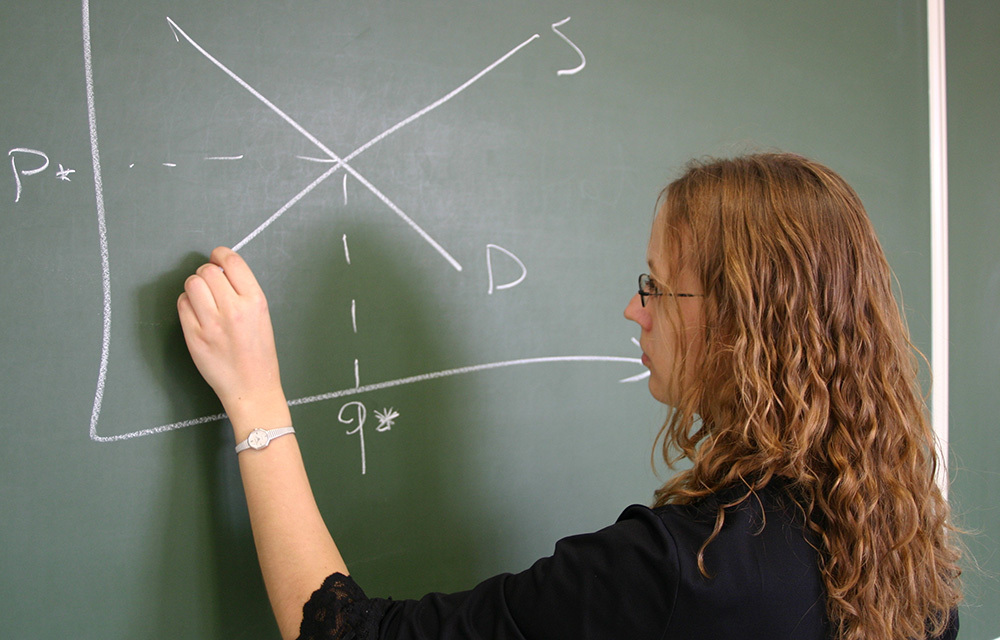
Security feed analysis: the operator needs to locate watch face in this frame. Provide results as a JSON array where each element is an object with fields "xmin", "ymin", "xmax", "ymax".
[{"xmin": 248, "ymin": 429, "xmax": 269, "ymax": 450}]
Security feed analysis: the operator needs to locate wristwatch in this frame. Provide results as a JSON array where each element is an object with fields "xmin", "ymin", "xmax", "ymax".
[{"xmin": 235, "ymin": 426, "xmax": 295, "ymax": 453}]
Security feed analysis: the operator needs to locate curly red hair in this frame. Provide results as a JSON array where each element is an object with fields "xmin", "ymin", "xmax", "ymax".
[{"xmin": 650, "ymin": 153, "xmax": 962, "ymax": 640}]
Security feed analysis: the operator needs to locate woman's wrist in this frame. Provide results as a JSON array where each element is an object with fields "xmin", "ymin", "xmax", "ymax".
[{"xmin": 223, "ymin": 387, "xmax": 292, "ymax": 441}]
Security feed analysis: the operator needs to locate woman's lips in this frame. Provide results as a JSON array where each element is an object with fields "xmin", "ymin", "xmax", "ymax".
[{"xmin": 641, "ymin": 352, "xmax": 650, "ymax": 367}]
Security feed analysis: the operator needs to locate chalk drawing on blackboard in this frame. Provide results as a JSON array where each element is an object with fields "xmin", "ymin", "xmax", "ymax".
[
  {"xmin": 164, "ymin": 15, "xmax": 548, "ymax": 271},
  {"xmin": 340, "ymin": 402, "xmax": 400, "ymax": 474},
  {"xmin": 8, "ymin": 148, "xmax": 50, "ymax": 203},
  {"xmin": 82, "ymin": 1, "xmax": 641, "ymax": 444},
  {"xmin": 374, "ymin": 407, "xmax": 399, "ymax": 433},
  {"xmin": 337, "ymin": 401, "xmax": 402, "ymax": 474},
  {"xmin": 205, "ymin": 155, "xmax": 244, "ymax": 161},
  {"xmin": 287, "ymin": 356, "xmax": 645, "ymax": 411},
  {"xmin": 56, "ymin": 164, "xmax": 76, "ymax": 182},
  {"xmin": 551, "ymin": 17, "xmax": 586, "ymax": 76},
  {"xmin": 87, "ymin": 354, "xmax": 645, "ymax": 443},
  {"xmin": 82, "ymin": 0, "xmax": 114, "ymax": 446},
  {"xmin": 342, "ymin": 234, "xmax": 351, "ymax": 265},
  {"xmin": 8, "ymin": 148, "xmax": 79, "ymax": 201},
  {"xmin": 339, "ymin": 401, "xmax": 368, "ymax": 474},
  {"xmin": 486, "ymin": 244, "xmax": 527, "ymax": 294}
]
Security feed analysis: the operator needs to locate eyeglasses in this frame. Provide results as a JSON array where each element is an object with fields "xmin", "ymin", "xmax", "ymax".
[{"xmin": 638, "ymin": 273, "xmax": 704, "ymax": 307}]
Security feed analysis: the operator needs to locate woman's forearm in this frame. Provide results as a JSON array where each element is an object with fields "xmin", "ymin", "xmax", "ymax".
[
  {"xmin": 178, "ymin": 247, "xmax": 349, "ymax": 639},
  {"xmin": 227, "ymin": 394, "xmax": 348, "ymax": 640}
]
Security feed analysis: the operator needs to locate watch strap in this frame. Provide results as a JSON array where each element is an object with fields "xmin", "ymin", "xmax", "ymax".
[{"xmin": 235, "ymin": 426, "xmax": 296, "ymax": 453}]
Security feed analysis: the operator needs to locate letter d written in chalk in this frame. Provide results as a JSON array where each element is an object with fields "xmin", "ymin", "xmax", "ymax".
[{"xmin": 486, "ymin": 243, "xmax": 527, "ymax": 295}]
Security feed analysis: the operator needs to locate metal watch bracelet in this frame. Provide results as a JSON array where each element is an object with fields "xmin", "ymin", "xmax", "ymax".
[{"xmin": 234, "ymin": 426, "xmax": 295, "ymax": 453}]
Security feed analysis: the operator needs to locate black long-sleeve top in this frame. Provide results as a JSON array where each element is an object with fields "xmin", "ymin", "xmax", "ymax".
[{"xmin": 298, "ymin": 480, "xmax": 958, "ymax": 640}]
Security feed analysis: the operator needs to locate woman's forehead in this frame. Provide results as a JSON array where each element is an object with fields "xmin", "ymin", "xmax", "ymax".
[{"xmin": 647, "ymin": 220, "xmax": 692, "ymax": 272}]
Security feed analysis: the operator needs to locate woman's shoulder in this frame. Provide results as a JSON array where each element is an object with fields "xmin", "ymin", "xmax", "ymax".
[
  {"xmin": 634, "ymin": 478, "xmax": 818, "ymax": 562},
  {"xmin": 631, "ymin": 479, "xmax": 830, "ymax": 638}
]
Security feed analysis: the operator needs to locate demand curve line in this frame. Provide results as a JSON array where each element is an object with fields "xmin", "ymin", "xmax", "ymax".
[
  {"xmin": 91, "ymin": 355, "xmax": 644, "ymax": 443},
  {"xmin": 234, "ymin": 29, "xmax": 539, "ymax": 261},
  {"xmin": 166, "ymin": 17, "xmax": 461, "ymax": 271},
  {"xmin": 167, "ymin": 18, "xmax": 538, "ymax": 271}
]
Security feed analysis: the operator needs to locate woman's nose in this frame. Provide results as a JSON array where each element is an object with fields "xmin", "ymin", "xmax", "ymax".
[{"xmin": 624, "ymin": 293, "xmax": 652, "ymax": 331}]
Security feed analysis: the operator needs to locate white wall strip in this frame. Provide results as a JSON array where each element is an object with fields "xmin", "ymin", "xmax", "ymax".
[{"xmin": 927, "ymin": 0, "xmax": 949, "ymax": 495}]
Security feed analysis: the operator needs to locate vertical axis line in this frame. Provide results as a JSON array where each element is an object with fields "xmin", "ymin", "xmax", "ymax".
[{"xmin": 82, "ymin": 0, "xmax": 114, "ymax": 443}]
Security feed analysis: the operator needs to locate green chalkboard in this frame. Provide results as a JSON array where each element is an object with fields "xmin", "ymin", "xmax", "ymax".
[
  {"xmin": 0, "ymin": 1, "xmax": 965, "ymax": 638},
  {"xmin": 947, "ymin": 1, "xmax": 1000, "ymax": 638}
]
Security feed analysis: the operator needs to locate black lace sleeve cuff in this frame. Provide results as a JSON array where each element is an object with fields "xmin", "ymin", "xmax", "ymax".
[{"xmin": 298, "ymin": 572, "xmax": 392, "ymax": 640}]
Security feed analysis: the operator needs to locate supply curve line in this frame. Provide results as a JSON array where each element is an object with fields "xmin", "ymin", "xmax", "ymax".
[
  {"xmin": 165, "ymin": 16, "xmax": 458, "ymax": 271},
  {"xmin": 90, "ymin": 355, "xmax": 645, "ymax": 443},
  {"xmin": 231, "ymin": 28, "xmax": 540, "ymax": 261},
  {"xmin": 166, "ymin": 17, "xmax": 540, "ymax": 270}
]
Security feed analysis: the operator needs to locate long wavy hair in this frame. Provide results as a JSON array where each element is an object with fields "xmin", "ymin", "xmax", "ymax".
[{"xmin": 649, "ymin": 153, "xmax": 962, "ymax": 640}]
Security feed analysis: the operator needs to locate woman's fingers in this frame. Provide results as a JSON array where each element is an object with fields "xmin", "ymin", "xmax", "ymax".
[
  {"xmin": 181, "ymin": 248, "xmax": 247, "ymax": 325},
  {"xmin": 176, "ymin": 247, "xmax": 282, "ymax": 408},
  {"xmin": 210, "ymin": 247, "xmax": 262, "ymax": 298},
  {"xmin": 177, "ymin": 291, "xmax": 198, "ymax": 330},
  {"xmin": 196, "ymin": 260, "xmax": 235, "ymax": 310},
  {"xmin": 181, "ymin": 271, "xmax": 220, "ymax": 327}
]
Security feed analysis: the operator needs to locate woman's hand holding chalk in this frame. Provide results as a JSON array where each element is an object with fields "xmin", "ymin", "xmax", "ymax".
[{"xmin": 177, "ymin": 247, "xmax": 285, "ymax": 420}]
